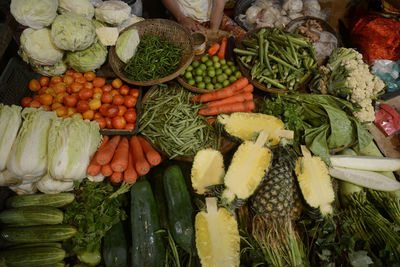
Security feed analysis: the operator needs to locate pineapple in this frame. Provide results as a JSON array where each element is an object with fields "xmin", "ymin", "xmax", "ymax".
[
  {"xmin": 191, "ymin": 149, "xmax": 225, "ymax": 195},
  {"xmin": 217, "ymin": 112, "xmax": 293, "ymax": 145},
  {"xmin": 222, "ymin": 131, "xmax": 272, "ymax": 203},
  {"xmin": 250, "ymin": 146, "xmax": 302, "ymax": 220},
  {"xmin": 295, "ymin": 145, "xmax": 334, "ymax": 216},
  {"xmin": 195, "ymin": 197, "xmax": 240, "ymax": 267}
]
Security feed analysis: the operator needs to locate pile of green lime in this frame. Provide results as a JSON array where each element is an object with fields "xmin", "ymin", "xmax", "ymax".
[{"xmin": 180, "ymin": 55, "xmax": 242, "ymax": 90}]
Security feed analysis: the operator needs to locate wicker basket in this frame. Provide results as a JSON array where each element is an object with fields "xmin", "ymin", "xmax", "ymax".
[
  {"xmin": 141, "ymin": 85, "xmax": 237, "ymax": 162},
  {"xmin": 177, "ymin": 29, "xmax": 231, "ymax": 94},
  {"xmin": 109, "ymin": 19, "xmax": 194, "ymax": 86}
]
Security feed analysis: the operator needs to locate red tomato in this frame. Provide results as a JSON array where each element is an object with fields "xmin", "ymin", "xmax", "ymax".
[
  {"xmin": 40, "ymin": 77, "xmax": 50, "ymax": 87},
  {"xmin": 129, "ymin": 89, "xmax": 140, "ymax": 97},
  {"xmin": 110, "ymin": 89, "xmax": 119, "ymax": 97},
  {"xmin": 78, "ymin": 88, "xmax": 94, "ymax": 100},
  {"xmin": 29, "ymin": 100, "xmax": 41, "ymax": 108},
  {"xmin": 56, "ymin": 106, "xmax": 68, "ymax": 117},
  {"xmin": 55, "ymin": 92, "xmax": 68, "ymax": 103},
  {"xmin": 38, "ymin": 86, "xmax": 47, "ymax": 95},
  {"xmin": 63, "ymin": 75, "xmax": 74, "ymax": 85},
  {"xmin": 93, "ymin": 87, "xmax": 103, "ymax": 94},
  {"xmin": 70, "ymin": 82, "xmax": 83, "ymax": 93},
  {"xmin": 118, "ymin": 105, "xmax": 127, "ymax": 116},
  {"xmin": 82, "ymin": 109, "xmax": 95, "ymax": 120},
  {"xmin": 95, "ymin": 117, "xmax": 106, "ymax": 129},
  {"xmin": 72, "ymin": 72, "xmax": 83, "ymax": 79},
  {"xmin": 76, "ymin": 100, "xmax": 90, "ymax": 113},
  {"xmin": 21, "ymin": 97, "xmax": 33, "ymax": 107},
  {"xmin": 64, "ymin": 95, "xmax": 78, "ymax": 107},
  {"xmin": 93, "ymin": 77, "xmax": 106, "ymax": 88},
  {"xmin": 112, "ymin": 116, "xmax": 126, "ymax": 129},
  {"xmin": 66, "ymin": 69, "xmax": 75, "ymax": 76},
  {"xmin": 119, "ymin": 85, "xmax": 129, "ymax": 95},
  {"xmin": 33, "ymin": 95, "xmax": 41, "ymax": 102},
  {"xmin": 101, "ymin": 92, "xmax": 113, "ymax": 104},
  {"xmin": 75, "ymin": 77, "xmax": 86, "ymax": 84},
  {"xmin": 92, "ymin": 92, "xmax": 102, "ymax": 100},
  {"xmin": 105, "ymin": 117, "xmax": 113, "ymax": 128},
  {"xmin": 125, "ymin": 123, "xmax": 135, "ymax": 130},
  {"xmin": 52, "ymin": 102, "xmax": 63, "ymax": 110},
  {"xmin": 106, "ymin": 105, "xmax": 119, "ymax": 118},
  {"xmin": 100, "ymin": 104, "xmax": 110, "ymax": 116},
  {"xmin": 54, "ymin": 82, "xmax": 66, "ymax": 94},
  {"xmin": 111, "ymin": 78, "xmax": 123, "ymax": 89},
  {"xmin": 29, "ymin": 79, "xmax": 41, "ymax": 92},
  {"xmin": 124, "ymin": 109, "xmax": 136, "ymax": 123},
  {"xmin": 39, "ymin": 94, "xmax": 53, "ymax": 106},
  {"xmin": 67, "ymin": 107, "xmax": 77, "ymax": 116},
  {"xmin": 124, "ymin": 95, "xmax": 137, "ymax": 108},
  {"xmin": 112, "ymin": 95, "xmax": 124, "ymax": 106},
  {"xmin": 84, "ymin": 71, "xmax": 96, "ymax": 81},
  {"xmin": 94, "ymin": 112, "xmax": 103, "ymax": 119},
  {"xmin": 50, "ymin": 76, "xmax": 62, "ymax": 84},
  {"xmin": 102, "ymin": 84, "xmax": 112, "ymax": 93}
]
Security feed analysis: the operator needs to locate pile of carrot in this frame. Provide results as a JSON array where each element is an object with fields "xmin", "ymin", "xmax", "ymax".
[
  {"xmin": 191, "ymin": 77, "xmax": 255, "ymax": 116},
  {"xmin": 207, "ymin": 37, "xmax": 227, "ymax": 59},
  {"xmin": 87, "ymin": 135, "xmax": 162, "ymax": 184}
]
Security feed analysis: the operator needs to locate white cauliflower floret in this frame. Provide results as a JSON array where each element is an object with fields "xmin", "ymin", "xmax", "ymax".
[{"xmin": 354, "ymin": 98, "xmax": 375, "ymax": 122}]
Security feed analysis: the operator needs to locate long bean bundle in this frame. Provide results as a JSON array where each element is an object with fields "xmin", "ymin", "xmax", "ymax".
[
  {"xmin": 123, "ymin": 34, "xmax": 183, "ymax": 81},
  {"xmin": 139, "ymin": 84, "xmax": 219, "ymax": 158}
]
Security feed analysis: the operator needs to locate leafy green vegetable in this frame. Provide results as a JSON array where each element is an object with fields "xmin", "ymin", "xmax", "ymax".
[{"xmin": 63, "ymin": 180, "xmax": 131, "ymax": 256}]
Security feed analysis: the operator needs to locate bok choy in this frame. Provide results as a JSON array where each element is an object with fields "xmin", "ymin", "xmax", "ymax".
[{"xmin": 0, "ymin": 104, "xmax": 22, "ymax": 171}]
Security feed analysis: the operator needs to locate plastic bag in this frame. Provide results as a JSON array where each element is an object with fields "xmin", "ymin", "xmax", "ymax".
[{"xmin": 372, "ymin": 59, "xmax": 400, "ymax": 92}]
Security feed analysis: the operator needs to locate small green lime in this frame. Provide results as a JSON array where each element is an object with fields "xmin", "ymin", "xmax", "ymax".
[
  {"xmin": 180, "ymin": 70, "xmax": 185, "ymax": 77},
  {"xmin": 220, "ymin": 58, "xmax": 227, "ymax": 65},
  {"xmin": 224, "ymin": 68, "xmax": 233, "ymax": 75},
  {"xmin": 216, "ymin": 69, "xmax": 223, "ymax": 75},
  {"xmin": 198, "ymin": 82, "xmax": 206, "ymax": 89},
  {"xmin": 231, "ymin": 66, "xmax": 238, "ymax": 72},
  {"xmin": 222, "ymin": 65, "xmax": 229, "ymax": 71},
  {"xmin": 223, "ymin": 80, "xmax": 230, "ymax": 87},
  {"xmin": 222, "ymin": 73, "xmax": 228, "ymax": 80},
  {"xmin": 212, "ymin": 56, "xmax": 219, "ymax": 62},
  {"xmin": 187, "ymin": 66, "xmax": 193, "ymax": 72},
  {"xmin": 205, "ymin": 60, "xmax": 213, "ymax": 67},
  {"xmin": 201, "ymin": 56, "xmax": 209, "ymax": 63},
  {"xmin": 185, "ymin": 72, "xmax": 192, "ymax": 79},
  {"xmin": 195, "ymin": 68, "xmax": 203, "ymax": 76},
  {"xmin": 235, "ymin": 71, "xmax": 242, "ymax": 79},
  {"xmin": 188, "ymin": 79, "xmax": 195, "ymax": 86},
  {"xmin": 208, "ymin": 70, "xmax": 216, "ymax": 78},
  {"xmin": 214, "ymin": 62, "xmax": 221, "ymax": 69},
  {"xmin": 227, "ymin": 61, "xmax": 234, "ymax": 66},
  {"xmin": 214, "ymin": 83, "xmax": 222, "ymax": 89},
  {"xmin": 206, "ymin": 83, "xmax": 214, "ymax": 90},
  {"xmin": 200, "ymin": 64, "xmax": 207, "ymax": 70},
  {"xmin": 195, "ymin": 76, "xmax": 203, "ymax": 83},
  {"xmin": 229, "ymin": 76, "xmax": 237, "ymax": 83},
  {"xmin": 204, "ymin": 77, "xmax": 212, "ymax": 83},
  {"xmin": 212, "ymin": 77, "xmax": 217, "ymax": 84},
  {"xmin": 192, "ymin": 60, "xmax": 200, "ymax": 68},
  {"xmin": 207, "ymin": 67, "xmax": 215, "ymax": 73},
  {"xmin": 217, "ymin": 74, "xmax": 226, "ymax": 83}
]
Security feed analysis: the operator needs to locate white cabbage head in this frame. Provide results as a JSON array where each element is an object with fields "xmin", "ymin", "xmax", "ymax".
[
  {"xmin": 58, "ymin": 0, "xmax": 95, "ymax": 19},
  {"xmin": 95, "ymin": 1, "xmax": 131, "ymax": 26},
  {"xmin": 10, "ymin": 0, "xmax": 58, "ymax": 29}
]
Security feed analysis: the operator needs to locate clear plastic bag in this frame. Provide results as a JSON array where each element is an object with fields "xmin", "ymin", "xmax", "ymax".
[{"xmin": 372, "ymin": 60, "xmax": 400, "ymax": 92}]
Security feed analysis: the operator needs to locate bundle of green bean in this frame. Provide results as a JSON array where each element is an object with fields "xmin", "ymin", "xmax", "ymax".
[
  {"xmin": 234, "ymin": 28, "xmax": 317, "ymax": 91},
  {"xmin": 138, "ymin": 84, "xmax": 220, "ymax": 158},
  {"xmin": 123, "ymin": 34, "xmax": 183, "ymax": 81}
]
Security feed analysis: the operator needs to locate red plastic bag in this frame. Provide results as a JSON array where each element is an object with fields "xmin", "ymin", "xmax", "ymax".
[{"xmin": 374, "ymin": 104, "xmax": 400, "ymax": 136}]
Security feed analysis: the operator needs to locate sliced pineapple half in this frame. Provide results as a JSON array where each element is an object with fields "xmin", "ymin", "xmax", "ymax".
[
  {"xmin": 295, "ymin": 145, "xmax": 334, "ymax": 216},
  {"xmin": 222, "ymin": 131, "xmax": 272, "ymax": 203},
  {"xmin": 191, "ymin": 149, "xmax": 225, "ymax": 194},
  {"xmin": 217, "ymin": 112, "xmax": 293, "ymax": 145},
  {"xmin": 195, "ymin": 197, "xmax": 240, "ymax": 267}
]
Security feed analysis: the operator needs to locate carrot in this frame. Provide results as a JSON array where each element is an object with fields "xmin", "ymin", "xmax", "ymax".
[
  {"xmin": 207, "ymin": 117, "xmax": 216, "ymax": 125},
  {"xmin": 95, "ymin": 135, "xmax": 121, "ymax": 165},
  {"xmin": 130, "ymin": 136, "xmax": 150, "ymax": 176},
  {"xmin": 124, "ymin": 152, "xmax": 137, "ymax": 184},
  {"xmin": 207, "ymin": 92, "xmax": 253, "ymax": 108},
  {"xmin": 110, "ymin": 172, "xmax": 123, "ymax": 183},
  {"xmin": 137, "ymin": 136, "xmax": 162, "ymax": 166},
  {"xmin": 87, "ymin": 136, "xmax": 109, "ymax": 176},
  {"xmin": 217, "ymin": 37, "xmax": 227, "ymax": 59},
  {"xmin": 111, "ymin": 137, "xmax": 129, "ymax": 172},
  {"xmin": 236, "ymin": 84, "xmax": 254, "ymax": 94},
  {"xmin": 191, "ymin": 77, "xmax": 248, "ymax": 103},
  {"xmin": 208, "ymin": 43, "xmax": 220, "ymax": 56},
  {"xmin": 199, "ymin": 100, "xmax": 255, "ymax": 116},
  {"xmin": 101, "ymin": 164, "xmax": 113, "ymax": 177}
]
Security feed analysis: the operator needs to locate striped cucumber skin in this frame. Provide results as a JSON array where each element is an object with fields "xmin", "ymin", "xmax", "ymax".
[
  {"xmin": 6, "ymin": 193, "xmax": 75, "ymax": 208},
  {"xmin": 0, "ymin": 247, "xmax": 65, "ymax": 267},
  {"xmin": 0, "ymin": 206, "xmax": 64, "ymax": 226},
  {"xmin": 0, "ymin": 225, "xmax": 77, "ymax": 243},
  {"xmin": 8, "ymin": 242, "xmax": 62, "ymax": 249}
]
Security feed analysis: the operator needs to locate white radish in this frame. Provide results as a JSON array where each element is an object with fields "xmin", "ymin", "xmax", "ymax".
[
  {"xmin": 329, "ymin": 167, "xmax": 400, "ymax": 192},
  {"xmin": 330, "ymin": 155, "xmax": 400, "ymax": 172}
]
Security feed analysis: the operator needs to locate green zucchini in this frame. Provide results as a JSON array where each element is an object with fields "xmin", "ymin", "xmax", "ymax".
[
  {"xmin": 103, "ymin": 221, "xmax": 128, "ymax": 267},
  {"xmin": 0, "ymin": 225, "xmax": 77, "ymax": 243},
  {"xmin": 130, "ymin": 179, "xmax": 165, "ymax": 267},
  {"xmin": 0, "ymin": 206, "xmax": 64, "ymax": 226},
  {"xmin": 163, "ymin": 165, "xmax": 194, "ymax": 253},
  {"xmin": 41, "ymin": 263, "xmax": 65, "ymax": 267},
  {"xmin": 8, "ymin": 242, "xmax": 62, "ymax": 249},
  {"xmin": 149, "ymin": 166, "xmax": 169, "ymax": 230},
  {"xmin": 6, "ymin": 193, "xmax": 75, "ymax": 208},
  {"xmin": 0, "ymin": 247, "xmax": 65, "ymax": 267}
]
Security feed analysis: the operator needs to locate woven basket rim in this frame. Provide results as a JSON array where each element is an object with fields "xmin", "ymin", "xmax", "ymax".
[{"xmin": 109, "ymin": 19, "xmax": 194, "ymax": 86}]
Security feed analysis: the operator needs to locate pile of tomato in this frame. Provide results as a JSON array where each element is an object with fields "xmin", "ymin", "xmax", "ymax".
[{"xmin": 21, "ymin": 70, "xmax": 139, "ymax": 130}]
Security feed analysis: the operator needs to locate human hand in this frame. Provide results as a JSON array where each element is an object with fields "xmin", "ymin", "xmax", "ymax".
[{"xmin": 178, "ymin": 16, "xmax": 200, "ymax": 32}]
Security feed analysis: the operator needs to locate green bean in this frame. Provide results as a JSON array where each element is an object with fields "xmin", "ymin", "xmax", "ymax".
[
  {"xmin": 233, "ymin": 48, "xmax": 257, "ymax": 56},
  {"xmin": 260, "ymin": 76, "xmax": 287, "ymax": 90},
  {"xmin": 264, "ymin": 41, "xmax": 272, "ymax": 73},
  {"xmin": 258, "ymin": 29, "xmax": 265, "ymax": 66}
]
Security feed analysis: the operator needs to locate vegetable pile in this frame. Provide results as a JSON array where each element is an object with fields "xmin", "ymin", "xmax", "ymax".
[
  {"xmin": 235, "ymin": 28, "xmax": 317, "ymax": 90},
  {"xmin": 139, "ymin": 83, "xmax": 220, "ymax": 158},
  {"xmin": 21, "ymin": 70, "xmax": 139, "ymax": 130},
  {"xmin": 123, "ymin": 34, "xmax": 183, "ymax": 81}
]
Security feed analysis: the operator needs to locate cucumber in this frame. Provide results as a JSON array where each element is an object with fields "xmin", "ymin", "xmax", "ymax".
[
  {"xmin": 130, "ymin": 179, "xmax": 165, "ymax": 267},
  {"xmin": 0, "ymin": 206, "xmax": 64, "ymax": 226},
  {"xmin": 0, "ymin": 225, "xmax": 77, "ymax": 243},
  {"xmin": 6, "ymin": 193, "xmax": 75, "ymax": 208},
  {"xmin": 103, "ymin": 221, "xmax": 128, "ymax": 267},
  {"xmin": 149, "ymin": 166, "xmax": 169, "ymax": 230},
  {"xmin": 163, "ymin": 165, "xmax": 194, "ymax": 253},
  {"xmin": 0, "ymin": 247, "xmax": 65, "ymax": 267},
  {"xmin": 8, "ymin": 242, "xmax": 62, "ymax": 249}
]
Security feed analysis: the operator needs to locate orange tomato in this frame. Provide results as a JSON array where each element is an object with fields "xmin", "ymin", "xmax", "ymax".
[
  {"xmin": 29, "ymin": 79, "xmax": 41, "ymax": 91},
  {"xmin": 52, "ymin": 102, "xmax": 63, "ymax": 110},
  {"xmin": 33, "ymin": 95, "xmax": 41, "ymax": 102},
  {"xmin": 41, "ymin": 105, "xmax": 51, "ymax": 111},
  {"xmin": 38, "ymin": 86, "xmax": 47, "ymax": 95},
  {"xmin": 55, "ymin": 92, "xmax": 68, "ymax": 103},
  {"xmin": 95, "ymin": 117, "xmax": 106, "ymax": 129},
  {"xmin": 94, "ymin": 112, "xmax": 103, "ymax": 119},
  {"xmin": 71, "ymin": 113, "xmax": 83, "ymax": 119},
  {"xmin": 50, "ymin": 76, "xmax": 62, "ymax": 84},
  {"xmin": 39, "ymin": 94, "xmax": 53, "ymax": 106},
  {"xmin": 124, "ymin": 109, "xmax": 136, "ymax": 123},
  {"xmin": 110, "ymin": 89, "xmax": 119, "ymax": 97},
  {"xmin": 54, "ymin": 82, "xmax": 67, "ymax": 94},
  {"xmin": 40, "ymin": 77, "xmax": 50, "ymax": 87},
  {"xmin": 66, "ymin": 69, "xmax": 75, "ymax": 76},
  {"xmin": 21, "ymin": 97, "xmax": 33, "ymax": 107},
  {"xmin": 83, "ymin": 82, "xmax": 93, "ymax": 90},
  {"xmin": 82, "ymin": 109, "xmax": 95, "ymax": 120},
  {"xmin": 89, "ymin": 98, "xmax": 101, "ymax": 110},
  {"xmin": 78, "ymin": 88, "xmax": 94, "ymax": 100},
  {"xmin": 84, "ymin": 71, "xmax": 96, "ymax": 81},
  {"xmin": 93, "ymin": 92, "xmax": 102, "ymax": 100},
  {"xmin": 45, "ymin": 87, "xmax": 56, "ymax": 97},
  {"xmin": 93, "ymin": 87, "xmax": 102, "ymax": 94},
  {"xmin": 112, "ymin": 116, "xmax": 126, "ymax": 129},
  {"xmin": 72, "ymin": 72, "xmax": 83, "ymax": 79},
  {"xmin": 124, "ymin": 95, "xmax": 137, "ymax": 108},
  {"xmin": 93, "ymin": 77, "xmax": 106, "ymax": 88},
  {"xmin": 29, "ymin": 100, "xmax": 41, "ymax": 108},
  {"xmin": 105, "ymin": 117, "xmax": 112, "ymax": 128},
  {"xmin": 100, "ymin": 104, "xmax": 110, "ymax": 116},
  {"xmin": 118, "ymin": 105, "xmax": 127, "ymax": 116},
  {"xmin": 105, "ymin": 105, "xmax": 119, "ymax": 118},
  {"xmin": 64, "ymin": 95, "xmax": 78, "ymax": 107},
  {"xmin": 67, "ymin": 107, "xmax": 77, "ymax": 116},
  {"xmin": 70, "ymin": 82, "xmax": 83, "ymax": 93},
  {"xmin": 111, "ymin": 78, "xmax": 123, "ymax": 89},
  {"xmin": 75, "ymin": 77, "xmax": 86, "ymax": 84},
  {"xmin": 76, "ymin": 100, "xmax": 90, "ymax": 113},
  {"xmin": 129, "ymin": 89, "xmax": 140, "ymax": 97},
  {"xmin": 63, "ymin": 75, "xmax": 74, "ymax": 85},
  {"xmin": 101, "ymin": 92, "xmax": 113, "ymax": 104},
  {"xmin": 56, "ymin": 106, "xmax": 68, "ymax": 117},
  {"xmin": 102, "ymin": 84, "xmax": 112, "ymax": 93},
  {"xmin": 125, "ymin": 123, "xmax": 135, "ymax": 130},
  {"xmin": 119, "ymin": 85, "xmax": 129, "ymax": 95},
  {"xmin": 112, "ymin": 95, "xmax": 124, "ymax": 105}
]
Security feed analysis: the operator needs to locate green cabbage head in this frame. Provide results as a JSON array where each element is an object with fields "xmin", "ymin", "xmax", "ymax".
[
  {"xmin": 66, "ymin": 41, "xmax": 108, "ymax": 72},
  {"xmin": 11, "ymin": 0, "xmax": 58, "ymax": 29}
]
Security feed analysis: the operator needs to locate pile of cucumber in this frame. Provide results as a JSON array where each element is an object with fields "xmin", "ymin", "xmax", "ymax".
[{"xmin": 0, "ymin": 193, "xmax": 76, "ymax": 267}]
